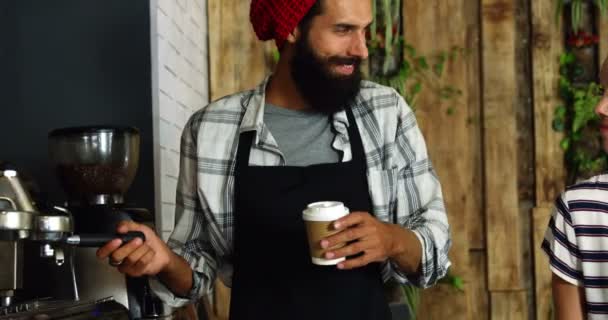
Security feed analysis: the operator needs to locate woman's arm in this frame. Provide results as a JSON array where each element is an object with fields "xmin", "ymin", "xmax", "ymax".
[{"xmin": 552, "ymin": 272, "xmax": 586, "ymax": 320}]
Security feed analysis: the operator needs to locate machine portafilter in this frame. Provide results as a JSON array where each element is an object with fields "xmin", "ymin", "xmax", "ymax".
[
  {"xmin": 31, "ymin": 212, "xmax": 145, "ymax": 266},
  {"xmin": 0, "ymin": 169, "xmax": 145, "ymax": 260},
  {"xmin": 0, "ymin": 170, "xmax": 145, "ymax": 307}
]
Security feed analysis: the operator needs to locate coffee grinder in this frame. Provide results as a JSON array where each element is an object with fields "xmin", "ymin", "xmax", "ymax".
[{"xmin": 46, "ymin": 126, "xmax": 170, "ymax": 319}]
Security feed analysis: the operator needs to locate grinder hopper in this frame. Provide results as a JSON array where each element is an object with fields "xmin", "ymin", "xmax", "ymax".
[{"xmin": 48, "ymin": 126, "xmax": 140, "ymax": 206}]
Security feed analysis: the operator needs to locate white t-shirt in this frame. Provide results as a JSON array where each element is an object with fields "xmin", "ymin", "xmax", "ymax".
[{"xmin": 543, "ymin": 174, "xmax": 608, "ymax": 319}]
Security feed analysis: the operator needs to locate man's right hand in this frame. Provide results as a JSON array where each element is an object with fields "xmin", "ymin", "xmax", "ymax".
[
  {"xmin": 96, "ymin": 220, "xmax": 195, "ymax": 297},
  {"xmin": 96, "ymin": 220, "xmax": 173, "ymax": 277}
]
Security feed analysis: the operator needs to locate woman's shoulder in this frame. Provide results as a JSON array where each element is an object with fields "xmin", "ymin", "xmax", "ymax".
[{"xmin": 562, "ymin": 174, "xmax": 608, "ymax": 204}]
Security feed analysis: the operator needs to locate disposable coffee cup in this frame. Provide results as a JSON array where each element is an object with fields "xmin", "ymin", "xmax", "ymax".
[{"xmin": 302, "ymin": 201, "xmax": 349, "ymax": 265}]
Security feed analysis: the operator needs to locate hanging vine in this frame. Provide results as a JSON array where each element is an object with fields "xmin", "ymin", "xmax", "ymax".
[
  {"xmin": 554, "ymin": 0, "xmax": 608, "ymax": 182},
  {"xmin": 366, "ymin": 0, "xmax": 464, "ymax": 115}
]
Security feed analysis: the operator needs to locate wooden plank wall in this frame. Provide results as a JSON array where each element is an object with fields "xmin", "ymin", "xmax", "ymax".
[
  {"xmin": 481, "ymin": 0, "xmax": 521, "ymax": 293},
  {"xmin": 402, "ymin": 1, "xmax": 472, "ymax": 319},
  {"xmin": 515, "ymin": 0, "xmax": 536, "ymax": 317},
  {"xmin": 531, "ymin": 0, "xmax": 565, "ymax": 319},
  {"xmin": 465, "ymin": 0, "xmax": 489, "ymax": 318},
  {"xmin": 204, "ymin": 1, "xmax": 599, "ymax": 319},
  {"xmin": 481, "ymin": 0, "xmax": 529, "ymax": 319},
  {"xmin": 207, "ymin": 0, "xmax": 272, "ymax": 101}
]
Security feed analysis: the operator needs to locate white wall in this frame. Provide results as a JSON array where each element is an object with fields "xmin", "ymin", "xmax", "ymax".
[{"xmin": 150, "ymin": 0, "xmax": 209, "ymax": 240}]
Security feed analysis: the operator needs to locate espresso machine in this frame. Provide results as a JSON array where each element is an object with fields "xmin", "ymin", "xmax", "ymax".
[
  {"xmin": 0, "ymin": 126, "xmax": 171, "ymax": 319},
  {"xmin": 0, "ymin": 168, "xmax": 133, "ymax": 318},
  {"xmin": 46, "ymin": 126, "xmax": 171, "ymax": 319}
]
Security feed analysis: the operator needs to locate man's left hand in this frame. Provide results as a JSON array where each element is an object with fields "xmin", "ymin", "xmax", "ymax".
[{"xmin": 320, "ymin": 211, "xmax": 397, "ymax": 270}]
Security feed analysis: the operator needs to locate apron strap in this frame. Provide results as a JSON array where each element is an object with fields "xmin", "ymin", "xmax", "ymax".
[
  {"xmin": 235, "ymin": 130, "xmax": 255, "ymax": 174},
  {"xmin": 344, "ymin": 107, "xmax": 367, "ymax": 169}
]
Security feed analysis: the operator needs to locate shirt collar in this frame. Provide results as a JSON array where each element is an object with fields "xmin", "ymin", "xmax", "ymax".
[
  {"xmin": 239, "ymin": 76, "xmax": 355, "ymax": 139},
  {"xmin": 239, "ymin": 76, "xmax": 271, "ymax": 135}
]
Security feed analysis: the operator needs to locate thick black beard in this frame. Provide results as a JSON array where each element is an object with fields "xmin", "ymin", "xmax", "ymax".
[{"xmin": 290, "ymin": 37, "xmax": 363, "ymax": 115}]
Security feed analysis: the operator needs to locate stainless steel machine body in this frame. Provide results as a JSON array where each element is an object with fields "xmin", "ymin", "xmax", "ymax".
[
  {"xmin": 0, "ymin": 170, "xmax": 152, "ymax": 318},
  {"xmin": 0, "ymin": 241, "xmax": 22, "ymax": 308},
  {"xmin": 0, "ymin": 126, "xmax": 173, "ymax": 318},
  {"xmin": 0, "ymin": 170, "xmax": 36, "ymax": 308}
]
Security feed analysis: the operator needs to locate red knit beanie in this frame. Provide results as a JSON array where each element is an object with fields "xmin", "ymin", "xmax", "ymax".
[{"xmin": 250, "ymin": 0, "xmax": 318, "ymax": 48}]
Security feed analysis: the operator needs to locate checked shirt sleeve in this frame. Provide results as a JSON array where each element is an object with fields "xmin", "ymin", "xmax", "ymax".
[
  {"xmin": 149, "ymin": 114, "xmax": 219, "ymax": 307},
  {"xmin": 389, "ymin": 94, "xmax": 452, "ymax": 288},
  {"xmin": 542, "ymin": 193, "xmax": 583, "ymax": 286}
]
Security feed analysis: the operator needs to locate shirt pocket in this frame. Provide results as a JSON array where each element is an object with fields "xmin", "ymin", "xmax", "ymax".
[{"xmin": 366, "ymin": 167, "xmax": 399, "ymax": 222}]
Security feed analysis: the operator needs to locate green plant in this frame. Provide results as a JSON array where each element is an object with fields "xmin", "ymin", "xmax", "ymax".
[
  {"xmin": 553, "ymin": 51, "xmax": 607, "ymax": 181},
  {"xmin": 366, "ymin": 0, "xmax": 463, "ymax": 114},
  {"xmin": 556, "ymin": 0, "xmax": 608, "ymax": 32},
  {"xmin": 397, "ymin": 272, "xmax": 464, "ymax": 319},
  {"xmin": 369, "ymin": 42, "xmax": 465, "ymax": 113}
]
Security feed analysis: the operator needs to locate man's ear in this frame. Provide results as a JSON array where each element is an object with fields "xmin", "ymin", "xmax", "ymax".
[{"xmin": 286, "ymin": 27, "xmax": 301, "ymax": 44}]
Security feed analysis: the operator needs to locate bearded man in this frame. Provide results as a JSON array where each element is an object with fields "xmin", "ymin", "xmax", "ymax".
[{"xmin": 97, "ymin": 1, "xmax": 451, "ymax": 319}]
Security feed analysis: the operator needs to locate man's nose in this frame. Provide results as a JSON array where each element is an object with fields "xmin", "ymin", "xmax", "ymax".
[{"xmin": 349, "ymin": 32, "xmax": 369, "ymax": 60}]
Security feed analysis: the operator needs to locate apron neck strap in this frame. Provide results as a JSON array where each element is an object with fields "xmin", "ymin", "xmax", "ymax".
[
  {"xmin": 236, "ymin": 130, "xmax": 255, "ymax": 172},
  {"xmin": 344, "ymin": 107, "xmax": 366, "ymax": 166}
]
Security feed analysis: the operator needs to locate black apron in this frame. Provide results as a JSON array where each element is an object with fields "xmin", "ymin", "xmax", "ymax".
[{"xmin": 229, "ymin": 108, "xmax": 391, "ymax": 320}]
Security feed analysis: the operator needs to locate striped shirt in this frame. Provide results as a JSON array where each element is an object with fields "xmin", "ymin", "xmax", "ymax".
[
  {"xmin": 150, "ymin": 77, "xmax": 452, "ymax": 307},
  {"xmin": 543, "ymin": 174, "xmax": 608, "ymax": 318}
]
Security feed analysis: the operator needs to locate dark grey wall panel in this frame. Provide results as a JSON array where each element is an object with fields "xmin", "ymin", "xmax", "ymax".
[{"xmin": 0, "ymin": 0, "xmax": 154, "ymax": 209}]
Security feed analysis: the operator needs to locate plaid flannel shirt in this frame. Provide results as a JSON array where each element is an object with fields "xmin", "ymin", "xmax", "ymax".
[{"xmin": 150, "ymin": 77, "xmax": 452, "ymax": 307}]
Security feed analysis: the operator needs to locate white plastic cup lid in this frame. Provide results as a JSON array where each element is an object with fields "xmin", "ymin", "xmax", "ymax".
[
  {"xmin": 302, "ymin": 201, "xmax": 349, "ymax": 221},
  {"xmin": 3, "ymin": 170, "xmax": 17, "ymax": 177}
]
